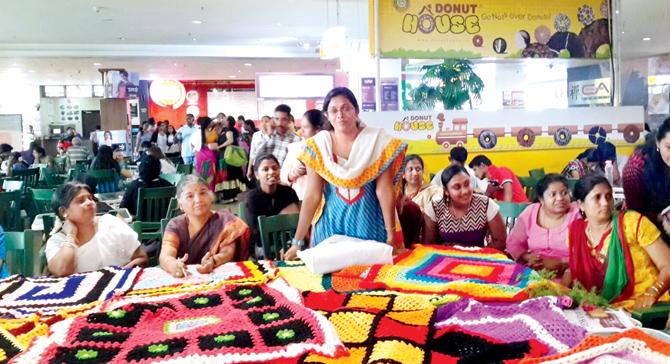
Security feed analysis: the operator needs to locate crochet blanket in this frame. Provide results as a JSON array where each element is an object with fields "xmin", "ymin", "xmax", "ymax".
[
  {"xmin": 129, "ymin": 261, "xmax": 278, "ymax": 295},
  {"xmin": 0, "ymin": 267, "xmax": 140, "ymax": 318},
  {"xmin": 273, "ymin": 261, "xmax": 328, "ymax": 293},
  {"xmin": 519, "ymin": 329, "xmax": 670, "ymax": 363},
  {"xmin": 301, "ymin": 291, "xmax": 549, "ymax": 364},
  {"xmin": 435, "ymin": 297, "xmax": 587, "ymax": 355},
  {"xmin": 0, "ymin": 327, "xmax": 23, "ymax": 364},
  {"xmin": 13, "ymin": 284, "xmax": 345, "ymax": 364},
  {"xmin": 329, "ymin": 245, "xmax": 539, "ymax": 301}
]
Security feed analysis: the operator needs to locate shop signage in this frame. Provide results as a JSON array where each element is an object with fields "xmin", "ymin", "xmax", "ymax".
[
  {"xmin": 381, "ymin": 78, "xmax": 399, "ymax": 111},
  {"xmin": 149, "ymin": 80, "xmax": 186, "ymax": 109},
  {"xmin": 567, "ymin": 78, "xmax": 611, "ymax": 106},
  {"xmin": 373, "ymin": 0, "xmax": 611, "ymax": 59},
  {"xmin": 361, "ymin": 77, "xmax": 377, "ymax": 111}
]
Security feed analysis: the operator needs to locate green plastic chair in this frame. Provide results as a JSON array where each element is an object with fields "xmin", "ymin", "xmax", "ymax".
[
  {"xmin": 29, "ymin": 188, "xmax": 56, "ymax": 220},
  {"xmin": 517, "ymin": 176, "xmax": 538, "ymax": 202},
  {"xmin": 165, "ymin": 197, "xmax": 182, "ymax": 220},
  {"xmin": 167, "ymin": 156, "xmax": 182, "ymax": 165},
  {"xmin": 257, "ymin": 213, "xmax": 300, "ymax": 260},
  {"xmin": 41, "ymin": 168, "xmax": 66, "ymax": 187},
  {"xmin": 133, "ymin": 186, "xmax": 177, "ymax": 241},
  {"xmin": 497, "ymin": 202, "xmax": 529, "ymax": 231},
  {"xmin": 88, "ymin": 169, "xmax": 119, "ymax": 193},
  {"xmin": 12, "ymin": 168, "xmax": 40, "ymax": 194},
  {"xmin": 0, "ymin": 190, "xmax": 22, "ymax": 231},
  {"xmin": 528, "ymin": 168, "xmax": 546, "ymax": 181},
  {"xmin": 176, "ymin": 164, "xmax": 193, "ymax": 175},
  {"xmin": 237, "ymin": 202, "xmax": 249, "ymax": 226},
  {"xmin": 160, "ymin": 173, "xmax": 184, "ymax": 186},
  {"xmin": 4, "ymin": 230, "xmax": 43, "ymax": 277},
  {"xmin": 52, "ymin": 157, "xmax": 67, "ymax": 174}
]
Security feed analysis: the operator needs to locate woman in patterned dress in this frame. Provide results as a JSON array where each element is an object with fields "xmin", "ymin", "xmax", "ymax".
[{"xmin": 423, "ymin": 164, "xmax": 507, "ymax": 250}]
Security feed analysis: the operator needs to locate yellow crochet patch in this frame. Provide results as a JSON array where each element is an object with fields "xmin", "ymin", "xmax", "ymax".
[
  {"xmin": 329, "ymin": 311, "xmax": 376, "ymax": 344},
  {"xmin": 386, "ymin": 309, "xmax": 434, "ymax": 327},
  {"xmin": 450, "ymin": 263, "xmax": 496, "ymax": 277},
  {"xmin": 346, "ymin": 295, "xmax": 391, "ymax": 310},
  {"xmin": 369, "ymin": 339, "xmax": 425, "ymax": 364}
]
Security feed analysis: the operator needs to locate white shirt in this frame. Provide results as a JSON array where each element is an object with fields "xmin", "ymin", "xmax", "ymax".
[
  {"xmin": 160, "ymin": 159, "xmax": 177, "ymax": 174},
  {"xmin": 249, "ymin": 130, "xmax": 271, "ymax": 161},
  {"xmin": 431, "ymin": 165, "xmax": 488, "ymax": 193},
  {"xmin": 46, "ymin": 214, "xmax": 139, "ymax": 273},
  {"xmin": 156, "ymin": 133, "xmax": 168, "ymax": 153},
  {"xmin": 178, "ymin": 124, "xmax": 199, "ymax": 157}
]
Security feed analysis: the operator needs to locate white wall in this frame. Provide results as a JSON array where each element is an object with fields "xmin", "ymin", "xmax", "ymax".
[
  {"xmin": 0, "ymin": 82, "xmax": 40, "ymax": 148},
  {"xmin": 39, "ymin": 97, "xmax": 101, "ymax": 136}
]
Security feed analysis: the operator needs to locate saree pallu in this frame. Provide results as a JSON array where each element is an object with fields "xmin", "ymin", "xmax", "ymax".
[
  {"xmin": 195, "ymin": 147, "xmax": 217, "ymax": 191},
  {"xmin": 298, "ymin": 127, "xmax": 407, "ymax": 247}
]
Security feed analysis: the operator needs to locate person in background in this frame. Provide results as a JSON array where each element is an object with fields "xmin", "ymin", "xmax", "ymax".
[
  {"xmin": 506, "ymin": 174, "xmax": 580, "ymax": 277},
  {"xmin": 46, "ymin": 182, "xmax": 147, "ymax": 276},
  {"xmin": 146, "ymin": 146, "xmax": 177, "ymax": 174},
  {"xmin": 398, "ymin": 154, "xmax": 442, "ymax": 245},
  {"xmin": 90, "ymin": 125, "xmax": 101, "ymax": 156},
  {"xmin": 31, "ymin": 146, "xmax": 52, "ymax": 167},
  {"xmin": 432, "ymin": 146, "xmax": 487, "ymax": 193},
  {"xmin": 624, "ymin": 117, "xmax": 670, "ymax": 244},
  {"xmin": 469, "ymin": 155, "xmax": 528, "ymax": 203},
  {"xmin": 239, "ymin": 119, "xmax": 257, "ymax": 155},
  {"xmin": 563, "ymin": 175, "xmax": 670, "ymax": 312},
  {"xmin": 195, "ymin": 116, "xmax": 219, "ymax": 192},
  {"xmin": 61, "ymin": 127, "xmax": 80, "ymax": 143},
  {"xmin": 284, "ymin": 87, "xmax": 407, "ymax": 260},
  {"xmin": 7, "ymin": 152, "xmax": 29, "ymax": 175},
  {"xmin": 160, "ymin": 175, "xmax": 250, "ymax": 277},
  {"xmin": 237, "ymin": 115, "xmax": 245, "ymax": 130},
  {"xmin": 215, "ymin": 112, "xmax": 226, "ymax": 124},
  {"xmin": 247, "ymin": 115, "xmax": 274, "ymax": 180},
  {"xmin": 423, "ymin": 164, "xmax": 507, "ymax": 250},
  {"xmin": 0, "ymin": 225, "xmax": 8, "ymax": 278},
  {"xmin": 280, "ymin": 109, "xmax": 326, "ymax": 200},
  {"xmin": 562, "ymin": 148, "xmax": 594, "ymax": 179},
  {"xmin": 89, "ymin": 145, "xmax": 121, "ymax": 174},
  {"xmin": 151, "ymin": 120, "xmax": 169, "ymax": 154},
  {"xmin": 134, "ymin": 122, "xmax": 153, "ymax": 157},
  {"xmin": 177, "ymin": 114, "xmax": 198, "ymax": 165},
  {"xmin": 0, "ymin": 144, "xmax": 13, "ymax": 175},
  {"xmin": 243, "ymin": 154, "xmax": 300, "ymax": 255},
  {"xmin": 596, "ymin": 141, "xmax": 621, "ymax": 186},
  {"xmin": 215, "ymin": 116, "xmax": 244, "ymax": 202},
  {"xmin": 135, "ymin": 140, "xmax": 152, "ymax": 164},
  {"xmin": 120, "ymin": 155, "xmax": 173, "ymax": 216},
  {"xmin": 20, "ymin": 141, "xmax": 40, "ymax": 166},
  {"xmin": 111, "ymin": 145, "xmax": 133, "ymax": 179},
  {"xmin": 66, "ymin": 137, "xmax": 90, "ymax": 168},
  {"xmin": 254, "ymin": 104, "xmax": 302, "ymax": 167},
  {"xmin": 56, "ymin": 142, "xmax": 67, "ymax": 158},
  {"xmin": 165, "ymin": 124, "xmax": 181, "ymax": 160}
]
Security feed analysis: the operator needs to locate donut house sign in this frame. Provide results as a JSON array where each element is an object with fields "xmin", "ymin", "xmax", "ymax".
[
  {"xmin": 362, "ymin": 106, "xmax": 644, "ymax": 154},
  {"xmin": 372, "ymin": 0, "xmax": 611, "ymax": 59}
]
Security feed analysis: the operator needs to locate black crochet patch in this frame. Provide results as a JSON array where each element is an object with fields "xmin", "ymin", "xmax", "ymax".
[
  {"xmin": 247, "ymin": 306, "xmax": 294, "ymax": 326},
  {"xmin": 49, "ymin": 346, "xmax": 119, "ymax": 364},
  {"xmin": 75, "ymin": 327, "xmax": 130, "ymax": 344},
  {"xmin": 259, "ymin": 320, "xmax": 315, "ymax": 347},
  {"xmin": 180, "ymin": 294, "xmax": 223, "ymax": 309},
  {"xmin": 126, "ymin": 338, "xmax": 188, "ymax": 361},
  {"xmin": 198, "ymin": 331, "xmax": 254, "ymax": 351}
]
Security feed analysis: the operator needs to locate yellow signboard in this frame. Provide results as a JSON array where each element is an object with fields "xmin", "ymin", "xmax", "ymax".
[{"xmin": 371, "ymin": 0, "xmax": 611, "ymax": 59}]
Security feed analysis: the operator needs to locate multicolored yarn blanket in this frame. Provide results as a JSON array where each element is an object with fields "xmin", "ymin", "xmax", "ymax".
[
  {"xmin": 0, "ymin": 267, "xmax": 140, "ymax": 318},
  {"xmin": 129, "ymin": 260, "xmax": 278, "ymax": 295},
  {"xmin": 329, "ymin": 245, "xmax": 539, "ymax": 301},
  {"xmin": 0, "ymin": 326, "xmax": 23, "ymax": 364},
  {"xmin": 435, "ymin": 297, "xmax": 587, "ymax": 355},
  {"xmin": 272, "ymin": 260, "xmax": 328, "ymax": 293},
  {"xmin": 300, "ymin": 291, "xmax": 549, "ymax": 364},
  {"xmin": 519, "ymin": 329, "xmax": 670, "ymax": 363},
  {"xmin": 14, "ymin": 284, "xmax": 345, "ymax": 364}
]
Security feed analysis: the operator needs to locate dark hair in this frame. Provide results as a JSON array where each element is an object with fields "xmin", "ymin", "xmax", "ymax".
[
  {"xmin": 139, "ymin": 155, "xmax": 162, "ymax": 183},
  {"xmin": 302, "ymin": 109, "xmax": 326, "ymax": 130},
  {"xmin": 226, "ymin": 116, "xmax": 236, "ymax": 129},
  {"xmin": 52, "ymin": 182, "xmax": 93, "ymax": 219},
  {"xmin": 253, "ymin": 153, "xmax": 279, "ymax": 173},
  {"xmin": 237, "ymin": 115, "xmax": 245, "ymax": 121},
  {"xmin": 640, "ymin": 117, "xmax": 670, "ymax": 211},
  {"xmin": 33, "ymin": 146, "xmax": 46, "ymax": 157},
  {"xmin": 198, "ymin": 116, "xmax": 212, "ymax": 145},
  {"xmin": 274, "ymin": 104, "xmax": 291, "ymax": 115},
  {"xmin": 536, "ymin": 173, "xmax": 568, "ymax": 202},
  {"xmin": 90, "ymin": 145, "xmax": 118, "ymax": 171},
  {"xmin": 577, "ymin": 148, "xmax": 595, "ymax": 161},
  {"xmin": 573, "ymin": 174, "xmax": 611, "ymax": 202},
  {"xmin": 244, "ymin": 120, "xmax": 258, "ymax": 133},
  {"xmin": 323, "ymin": 87, "xmax": 359, "ymax": 114},
  {"xmin": 140, "ymin": 140, "xmax": 152, "ymax": 149},
  {"xmin": 29, "ymin": 141, "xmax": 40, "ymax": 151},
  {"xmin": 10, "ymin": 152, "xmax": 21, "ymax": 160},
  {"xmin": 120, "ymin": 70, "xmax": 128, "ymax": 77},
  {"xmin": 0, "ymin": 143, "xmax": 13, "ymax": 154},
  {"xmin": 596, "ymin": 142, "xmax": 617, "ymax": 164},
  {"xmin": 186, "ymin": 114, "xmax": 194, "ymax": 119},
  {"xmin": 468, "ymin": 155, "xmax": 491, "ymax": 168},
  {"xmin": 403, "ymin": 154, "xmax": 424, "ymax": 169},
  {"xmin": 145, "ymin": 145, "xmax": 166, "ymax": 160},
  {"xmin": 441, "ymin": 164, "xmax": 470, "ymax": 187},
  {"xmin": 450, "ymin": 146, "xmax": 468, "ymax": 164}
]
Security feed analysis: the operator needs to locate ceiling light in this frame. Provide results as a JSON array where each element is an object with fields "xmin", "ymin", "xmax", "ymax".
[
  {"xmin": 238, "ymin": 70, "xmax": 241, "ymax": 73},
  {"xmin": 192, "ymin": 38, "xmax": 197, "ymax": 41},
  {"xmin": 173, "ymin": 63, "xmax": 178, "ymax": 66},
  {"xmin": 615, "ymin": 10, "xmax": 619, "ymax": 14},
  {"xmin": 93, "ymin": 62, "xmax": 101, "ymax": 66},
  {"xmin": 244, "ymin": 63, "xmax": 252, "ymax": 67},
  {"xmin": 276, "ymin": 22, "xmax": 282, "ymax": 26},
  {"xmin": 302, "ymin": 42, "xmax": 311, "ymax": 49},
  {"xmin": 643, "ymin": 37, "xmax": 651, "ymax": 41},
  {"xmin": 191, "ymin": 20, "xmax": 203, "ymax": 24},
  {"xmin": 28, "ymin": 70, "xmax": 35, "ymax": 73},
  {"xmin": 621, "ymin": 31, "xmax": 625, "ymax": 34},
  {"xmin": 228, "ymin": 75, "xmax": 237, "ymax": 78},
  {"xmin": 118, "ymin": 36, "xmax": 126, "ymax": 41}
]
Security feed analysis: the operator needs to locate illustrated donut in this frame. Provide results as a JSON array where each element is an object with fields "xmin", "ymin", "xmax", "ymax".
[
  {"xmin": 418, "ymin": 14, "xmax": 435, "ymax": 34},
  {"xmin": 553, "ymin": 127, "xmax": 572, "ymax": 146},
  {"xmin": 623, "ymin": 124, "xmax": 641, "ymax": 143},
  {"xmin": 516, "ymin": 128, "xmax": 536, "ymax": 147},
  {"xmin": 588, "ymin": 126, "xmax": 607, "ymax": 145},
  {"xmin": 478, "ymin": 130, "xmax": 497, "ymax": 149}
]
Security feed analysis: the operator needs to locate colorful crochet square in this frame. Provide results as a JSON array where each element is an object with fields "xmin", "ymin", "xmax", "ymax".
[
  {"xmin": 301, "ymin": 291, "xmax": 548, "ymax": 364},
  {"xmin": 127, "ymin": 260, "xmax": 278, "ymax": 297},
  {"xmin": 519, "ymin": 329, "xmax": 670, "ymax": 363},
  {"xmin": 13, "ymin": 284, "xmax": 345, "ymax": 364},
  {"xmin": 272, "ymin": 261, "xmax": 328, "ymax": 292},
  {"xmin": 0, "ymin": 327, "xmax": 23, "ymax": 364},
  {"xmin": 435, "ymin": 297, "xmax": 587, "ymax": 355},
  {"xmin": 0, "ymin": 267, "xmax": 140, "ymax": 318},
  {"xmin": 329, "ymin": 245, "xmax": 539, "ymax": 301}
]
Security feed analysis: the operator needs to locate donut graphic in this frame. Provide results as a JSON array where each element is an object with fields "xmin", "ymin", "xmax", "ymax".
[
  {"xmin": 516, "ymin": 128, "xmax": 536, "ymax": 147},
  {"xmin": 478, "ymin": 130, "xmax": 497, "ymax": 149},
  {"xmin": 553, "ymin": 127, "xmax": 572, "ymax": 146},
  {"xmin": 588, "ymin": 126, "xmax": 607, "ymax": 145}
]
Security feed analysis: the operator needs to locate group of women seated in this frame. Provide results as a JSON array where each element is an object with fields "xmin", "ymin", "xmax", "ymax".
[{"xmin": 42, "ymin": 89, "xmax": 670, "ymax": 319}]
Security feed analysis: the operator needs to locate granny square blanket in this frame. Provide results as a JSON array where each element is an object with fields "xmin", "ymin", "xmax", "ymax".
[
  {"xmin": 330, "ymin": 244, "xmax": 538, "ymax": 301},
  {"xmin": 301, "ymin": 290, "xmax": 548, "ymax": 364},
  {"xmin": 13, "ymin": 284, "xmax": 345, "ymax": 364},
  {"xmin": 435, "ymin": 297, "xmax": 587, "ymax": 355},
  {"xmin": 0, "ymin": 267, "xmax": 140, "ymax": 318}
]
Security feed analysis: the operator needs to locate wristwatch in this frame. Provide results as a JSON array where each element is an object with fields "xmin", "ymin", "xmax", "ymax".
[{"xmin": 291, "ymin": 238, "xmax": 305, "ymax": 248}]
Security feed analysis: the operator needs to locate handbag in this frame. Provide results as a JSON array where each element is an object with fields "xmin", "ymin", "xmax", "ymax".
[{"xmin": 223, "ymin": 145, "xmax": 249, "ymax": 167}]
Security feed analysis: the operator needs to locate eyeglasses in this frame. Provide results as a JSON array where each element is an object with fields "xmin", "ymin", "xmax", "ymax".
[{"xmin": 327, "ymin": 105, "xmax": 355, "ymax": 115}]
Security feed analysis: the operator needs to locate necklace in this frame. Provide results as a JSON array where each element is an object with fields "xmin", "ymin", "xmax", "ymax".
[{"xmin": 585, "ymin": 222, "xmax": 611, "ymax": 264}]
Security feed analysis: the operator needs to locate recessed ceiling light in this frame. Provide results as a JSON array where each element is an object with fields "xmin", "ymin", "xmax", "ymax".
[
  {"xmin": 621, "ymin": 31, "xmax": 625, "ymax": 34},
  {"xmin": 192, "ymin": 38, "xmax": 197, "ymax": 41},
  {"xmin": 615, "ymin": 10, "xmax": 619, "ymax": 14},
  {"xmin": 192, "ymin": 20, "xmax": 203, "ymax": 24},
  {"xmin": 276, "ymin": 22, "xmax": 282, "ymax": 26},
  {"xmin": 643, "ymin": 37, "xmax": 651, "ymax": 41},
  {"xmin": 28, "ymin": 70, "xmax": 35, "ymax": 73},
  {"xmin": 118, "ymin": 36, "xmax": 126, "ymax": 41},
  {"xmin": 228, "ymin": 75, "xmax": 237, "ymax": 78},
  {"xmin": 237, "ymin": 70, "xmax": 242, "ymax": 73},
  {"xmin": 93, "ymin": 62, "xmax": 101, "ymax": 66},
  {"xmin": 244, "ymin": 63, "xmax": 252, "ymax": 67},
  {"xmin": 173, "ymin": 63, "xmax": 178, "ymax": 66}
]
